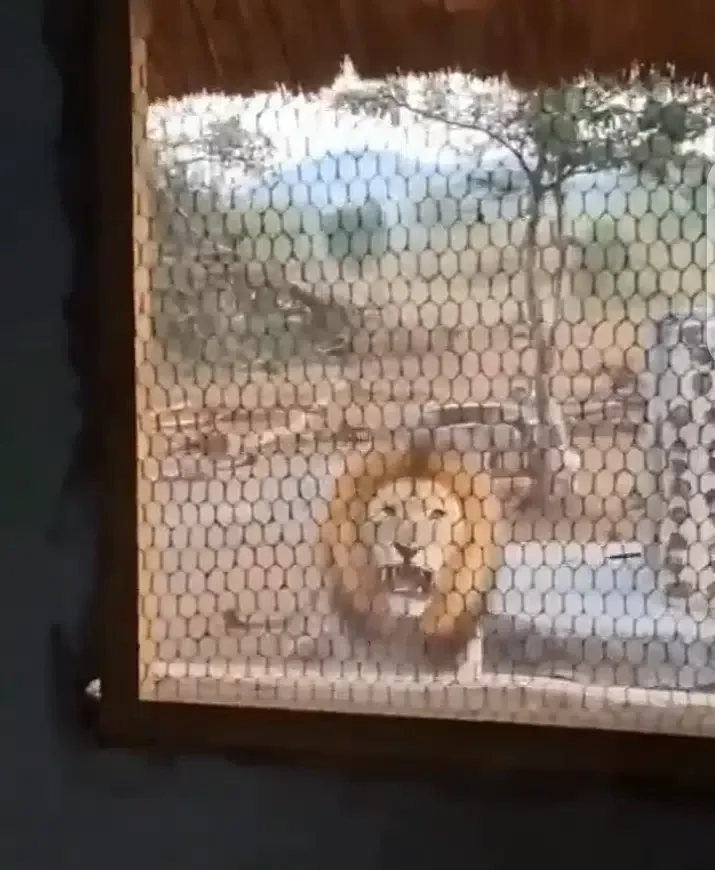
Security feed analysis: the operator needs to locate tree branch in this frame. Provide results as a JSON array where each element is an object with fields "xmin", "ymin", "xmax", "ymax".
[{"xmin": 385, "ymin": 91, "xmax": 535, "ymax": 178}]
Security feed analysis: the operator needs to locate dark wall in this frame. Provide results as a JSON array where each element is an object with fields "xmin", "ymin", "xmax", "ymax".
[{"xmin": 1, "ymin": 1, "xmax": 712, "ymax": 866}]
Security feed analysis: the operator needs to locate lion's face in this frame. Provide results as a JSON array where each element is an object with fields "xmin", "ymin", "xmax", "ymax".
[
  {"xmin": 323, "ymin": 450, "xmax": 498, "ymax": 662},
  {"xmin": 361, "ymin": 476, "xmax": 465, "ymax": 618}
]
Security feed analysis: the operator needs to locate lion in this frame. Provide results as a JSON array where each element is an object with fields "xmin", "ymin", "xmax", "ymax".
[{"xmin": 320, "ymin": 446, "xmax": 499, "ymax": 667}]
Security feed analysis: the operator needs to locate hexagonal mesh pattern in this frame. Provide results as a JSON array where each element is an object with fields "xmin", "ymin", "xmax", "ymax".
[{"xmin": 132, "ymin": 42, "xmax": 715, "ymax": 735}]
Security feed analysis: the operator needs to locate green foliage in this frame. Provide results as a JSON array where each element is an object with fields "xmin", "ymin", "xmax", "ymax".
[
  {"xmin": 332, "ymin": 80, "xmax": 407, "ymax": 126},
  {"xmin": 151, "ymin": 116, "xmax": 354, "ymax": 372},
  {"xmin": 524, "ymin": 72, "xmax": 714, "ymax": 185},
  {"xmin": 330, "ymin": 66, "xmax": 714, "ymax": 190}
]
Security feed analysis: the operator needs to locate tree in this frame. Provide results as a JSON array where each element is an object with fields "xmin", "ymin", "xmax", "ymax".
[
  {"xmin": 332, "ymin": 66, "xmax": 714, "ymax": 504},
  {"xmin": 151, "ymin": 111, "xmax": 355, "ymax": 371}
]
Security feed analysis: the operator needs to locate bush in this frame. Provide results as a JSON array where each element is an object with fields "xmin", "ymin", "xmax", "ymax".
[{"xmin": 149, "ymin": 102, "xmax": 358, "ymax": 373}]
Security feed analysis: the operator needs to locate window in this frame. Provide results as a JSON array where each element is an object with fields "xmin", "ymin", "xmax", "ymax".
[{"xmin": 97, "ymin": 0, "xmax": 715, "ymax": 775}]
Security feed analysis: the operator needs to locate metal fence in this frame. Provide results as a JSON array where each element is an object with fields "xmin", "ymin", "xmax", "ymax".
[{"xmin": 132, "ymin": 45, "xmax": 715, "ymax": 735}]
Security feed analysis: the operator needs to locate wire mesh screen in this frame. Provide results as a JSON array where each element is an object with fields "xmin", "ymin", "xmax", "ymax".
[{"xmin": 132, "ymin": 47, "xmax": 715, "ymax": 735}]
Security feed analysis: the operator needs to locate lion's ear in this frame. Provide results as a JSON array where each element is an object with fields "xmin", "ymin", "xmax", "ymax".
[
  {"xmin": 402, "ymin": 431, "xmax": 445, "ymax": 478},
  {"xmin": 406, "ymin": 445, "xmax": 432, "ymax": 477}
]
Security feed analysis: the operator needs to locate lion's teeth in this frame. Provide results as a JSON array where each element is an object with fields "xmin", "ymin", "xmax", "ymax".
[{"xmin": 387, "ymin": 594, "xmax": 429, "ymax": 618}]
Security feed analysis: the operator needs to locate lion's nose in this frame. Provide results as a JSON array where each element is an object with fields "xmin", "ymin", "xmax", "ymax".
[{"xmin": 394, "ymin": 543, "xmax": 417, "ymax": 563}]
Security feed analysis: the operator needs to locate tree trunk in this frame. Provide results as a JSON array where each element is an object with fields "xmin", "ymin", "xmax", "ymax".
[{"xmin": 522, "ymin": 191, "xmax": 558, "ymax": 505}]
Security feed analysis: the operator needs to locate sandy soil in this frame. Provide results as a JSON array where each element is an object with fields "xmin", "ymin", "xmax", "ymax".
[{"xmin": 135, "ymin": 301, "xmax": 690, "ymax": 716}]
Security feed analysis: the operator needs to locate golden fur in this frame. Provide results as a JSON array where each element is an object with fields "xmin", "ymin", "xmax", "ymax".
[{"xmin": 320, "ymin": 447, "xmax": 498, "ymax": 662}]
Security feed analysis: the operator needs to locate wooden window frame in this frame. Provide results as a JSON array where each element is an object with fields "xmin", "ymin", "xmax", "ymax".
[{"xmin": 96, "ymin": 0, "xmax": 715, "ymax": 784}]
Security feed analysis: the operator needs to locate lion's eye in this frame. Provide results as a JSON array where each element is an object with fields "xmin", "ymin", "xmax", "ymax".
[
  {"xmin": 429, "ymin": 508, "xmax": 446, "ymax": 520},
  {"xmin": 382, "ymin": 505, "xmax": 397, "ymax": 518}
]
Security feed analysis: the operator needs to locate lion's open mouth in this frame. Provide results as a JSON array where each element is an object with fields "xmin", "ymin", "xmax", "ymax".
[{"xmin": 382, "ymin": 565, "xmax": 433, "ymax": 617}]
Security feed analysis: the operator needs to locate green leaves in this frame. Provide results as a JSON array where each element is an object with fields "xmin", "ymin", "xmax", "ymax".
[
  {"xmin": 525, "ymin": 72, "xmax": 715, "ymax": 190},
  {"xmin": 327, "ymin": 63, "xmax": 713, "ymax": 187},
  {"xmin": 201, "ymin": 118, "xmax": 275, "ymax": 172},
  {"xmin": 331, "ymin": 80, "xmax": 406, "ymax": 125}
]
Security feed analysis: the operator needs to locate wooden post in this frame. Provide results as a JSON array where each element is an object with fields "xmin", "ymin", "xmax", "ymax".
[{"xmin": 131, "ymin": 0, "xmax": 158, "ymax": 693}]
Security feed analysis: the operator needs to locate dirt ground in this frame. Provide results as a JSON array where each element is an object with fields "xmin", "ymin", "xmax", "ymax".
[
  {"xmin": 135, "ymin": 300, "xmax": 666, "ymax": 686},
  {"xmin": 131, "ymin": 311, "xmax": 715, "ymax": 740}
]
